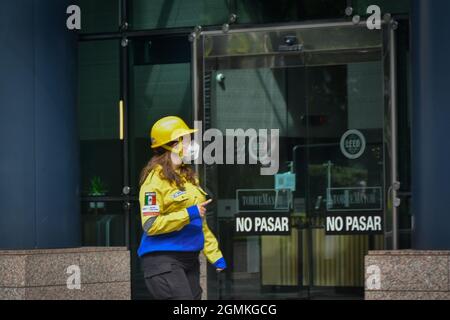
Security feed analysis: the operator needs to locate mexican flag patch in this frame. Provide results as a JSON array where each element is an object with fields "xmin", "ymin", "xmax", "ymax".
[{"xmin": 144, "ymin": 192, "xmax": 156, "ymax": 206}]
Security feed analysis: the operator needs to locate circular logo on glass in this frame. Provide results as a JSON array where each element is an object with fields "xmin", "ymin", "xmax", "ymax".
[{"xmin": 340, "ymin": 129, "xmax": 366, "ymax": 159}]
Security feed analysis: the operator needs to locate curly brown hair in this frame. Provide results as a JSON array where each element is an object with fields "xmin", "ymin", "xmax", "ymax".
[{"xmin": 139, "ymin": 142, "xmax": 198, "ymax": 190}]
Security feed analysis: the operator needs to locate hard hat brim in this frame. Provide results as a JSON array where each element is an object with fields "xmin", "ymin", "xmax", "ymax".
[{"xmin": 151, "ymin": 128, "xmax": 198, "ymax": 148}]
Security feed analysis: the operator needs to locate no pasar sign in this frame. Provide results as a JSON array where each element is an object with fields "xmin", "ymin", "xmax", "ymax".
[
  {"xmin": 326, "ymin": 214, "xmax": 383, "ymax": 235},
  {"xmin": 235, "ymin": 214, "xmax": 291, "ymax": 236}
]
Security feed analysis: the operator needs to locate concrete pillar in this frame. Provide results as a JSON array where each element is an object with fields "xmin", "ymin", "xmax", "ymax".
[{"xmin": 0, "ymin": 0, "xmax": 80, "ymax": 249}]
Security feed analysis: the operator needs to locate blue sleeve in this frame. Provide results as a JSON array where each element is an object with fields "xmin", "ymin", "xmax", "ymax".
[
  {"xmin": 213, "ymin": 257, "xmax": 227, "ymax": 269},
  {"xmin": 187, "ymin": 205, "xmax": 201, "ymax": 221}
]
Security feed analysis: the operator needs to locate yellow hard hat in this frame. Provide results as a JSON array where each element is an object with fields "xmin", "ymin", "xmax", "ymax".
[{"xmin": 150, "ymin": 116, "xmax": 197, "ymax": 148}]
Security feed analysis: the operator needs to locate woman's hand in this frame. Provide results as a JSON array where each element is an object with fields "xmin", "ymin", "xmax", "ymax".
[{"xmin": 197, "ymin": 199, "xmax": 212, "ymax": 217}]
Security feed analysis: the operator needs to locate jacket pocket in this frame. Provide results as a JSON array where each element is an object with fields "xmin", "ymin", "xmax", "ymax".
[
  {"xmin": 167, "ymin": 190, "xmax": 189, "ymax": 203},
  {"xmin": 163, "ymin": 192, "xmax": 189, "ymax": 213},
  {"xmin": 173, "ymin": 194, "xmax": 189, "ymax": 202}
]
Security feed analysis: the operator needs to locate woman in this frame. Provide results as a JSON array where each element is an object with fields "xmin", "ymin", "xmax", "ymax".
[{"xmin": 138, "ymin": 116, "xmax": 226, "ymax": 300}]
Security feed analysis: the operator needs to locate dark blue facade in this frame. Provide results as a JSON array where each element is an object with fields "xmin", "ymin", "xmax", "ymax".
[
  {"xmin": 411, "ymin": 0, "xmax": 450, "ymax": 249},
  {"xmin": 0, "ymin": 0, "xmax": 450, "ymax": 252},
  {"xmin": 0, "ymin": 0, "xmax": 80, "ymax": 249}
]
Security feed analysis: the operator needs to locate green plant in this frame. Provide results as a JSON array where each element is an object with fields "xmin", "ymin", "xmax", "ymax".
[{"xmin": 89, "ymin": 176, "xmax": 108, "ymax": 195}]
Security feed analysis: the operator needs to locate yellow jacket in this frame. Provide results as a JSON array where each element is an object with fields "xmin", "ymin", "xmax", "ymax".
[{"xmin": 137, "ymin": 165, "xmax": 226, "ymax": 269}]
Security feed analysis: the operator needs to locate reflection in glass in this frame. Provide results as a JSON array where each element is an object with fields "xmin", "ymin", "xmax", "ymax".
[
  {"xmin": 131, "ymin": 0, "xmax": 228, "ymax": 30},
  {"xmin": 78, "ymin": 40, "xmax": 122, "ymax": 197},
  {"xmin": 79, "ymin": 0, "xmax": 119, "ymax": 34},
  {"xmin": 81, "ymin": 201, "xmax": 125, "ymax": 246}
]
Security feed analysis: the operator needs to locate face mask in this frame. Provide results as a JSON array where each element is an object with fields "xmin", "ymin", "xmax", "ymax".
[{"xmin": 182, "ymin": 141, "xmax": 200, "ymax": 163}]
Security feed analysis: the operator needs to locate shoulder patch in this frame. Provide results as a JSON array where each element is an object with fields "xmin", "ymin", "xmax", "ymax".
[
  {"xmin": 144, "ymin": 192, "xmax": 157, "ymax": 206},
  {"xmin": 142, "ymin": 205, "xmax": 160, "ymax": 216}
]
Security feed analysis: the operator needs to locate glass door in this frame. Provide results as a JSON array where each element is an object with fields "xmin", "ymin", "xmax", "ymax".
[{"xmin": 193, "ymin": 21, "xmax": 395, "ymax": 299}]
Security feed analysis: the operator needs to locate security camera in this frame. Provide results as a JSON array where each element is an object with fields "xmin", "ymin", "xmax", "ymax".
[{"xmin": 284, "ymin": 35, "xmax": 297, "ymax": 46}]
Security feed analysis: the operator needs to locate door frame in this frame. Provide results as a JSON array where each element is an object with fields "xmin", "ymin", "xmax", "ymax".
[{"xmin": 191, "ymin": 19, "xmax": 400, "ymax": 298}]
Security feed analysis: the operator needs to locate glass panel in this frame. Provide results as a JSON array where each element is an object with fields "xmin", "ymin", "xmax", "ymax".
[
  {"xmin": 202, "ymin": 24, "xmax": 387, "ymax": 299},
  {"xmin": 204, "ymin": 25, "xmax": 382, "ymax": 58},
  {"xmin": 81, "ymin": 201, "xmax": 125, "ymax": 246},
  {"xmin": 204, "ymin": 65, "xmax": 304, "ymax": 299},
  {"xmin": 236, "ymin": 0, "xmax": 347, "ymax": 24},
  {"xmin": 130, "ymin": 60, "xmax": 192, "ymax": 194},
  {"xmin": 299, "ymin": 59, "xmax": 385, "ymax": 286},
  {"xmin": 128, "ymin": 36, "xmax": 192, "ymax": 299},
  {"xmin": 79, "ymin": 0, "xmax": 120, "ymax": 34},
  {"xmin": 78, "ymin": 40, "xmax": 122, "ymax": 197},
  {"xmin": 353, "ymin": 0, "xmax": 410, "ymax": 16},
  {"xmin": 131, "ymin": 0, "xmax": 229, "ymax": 30}
]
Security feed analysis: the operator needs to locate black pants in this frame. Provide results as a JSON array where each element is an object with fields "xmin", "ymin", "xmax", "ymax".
[{"xmin": 141, "ymin": 251, "xmax": 202, "ymax": 300}]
